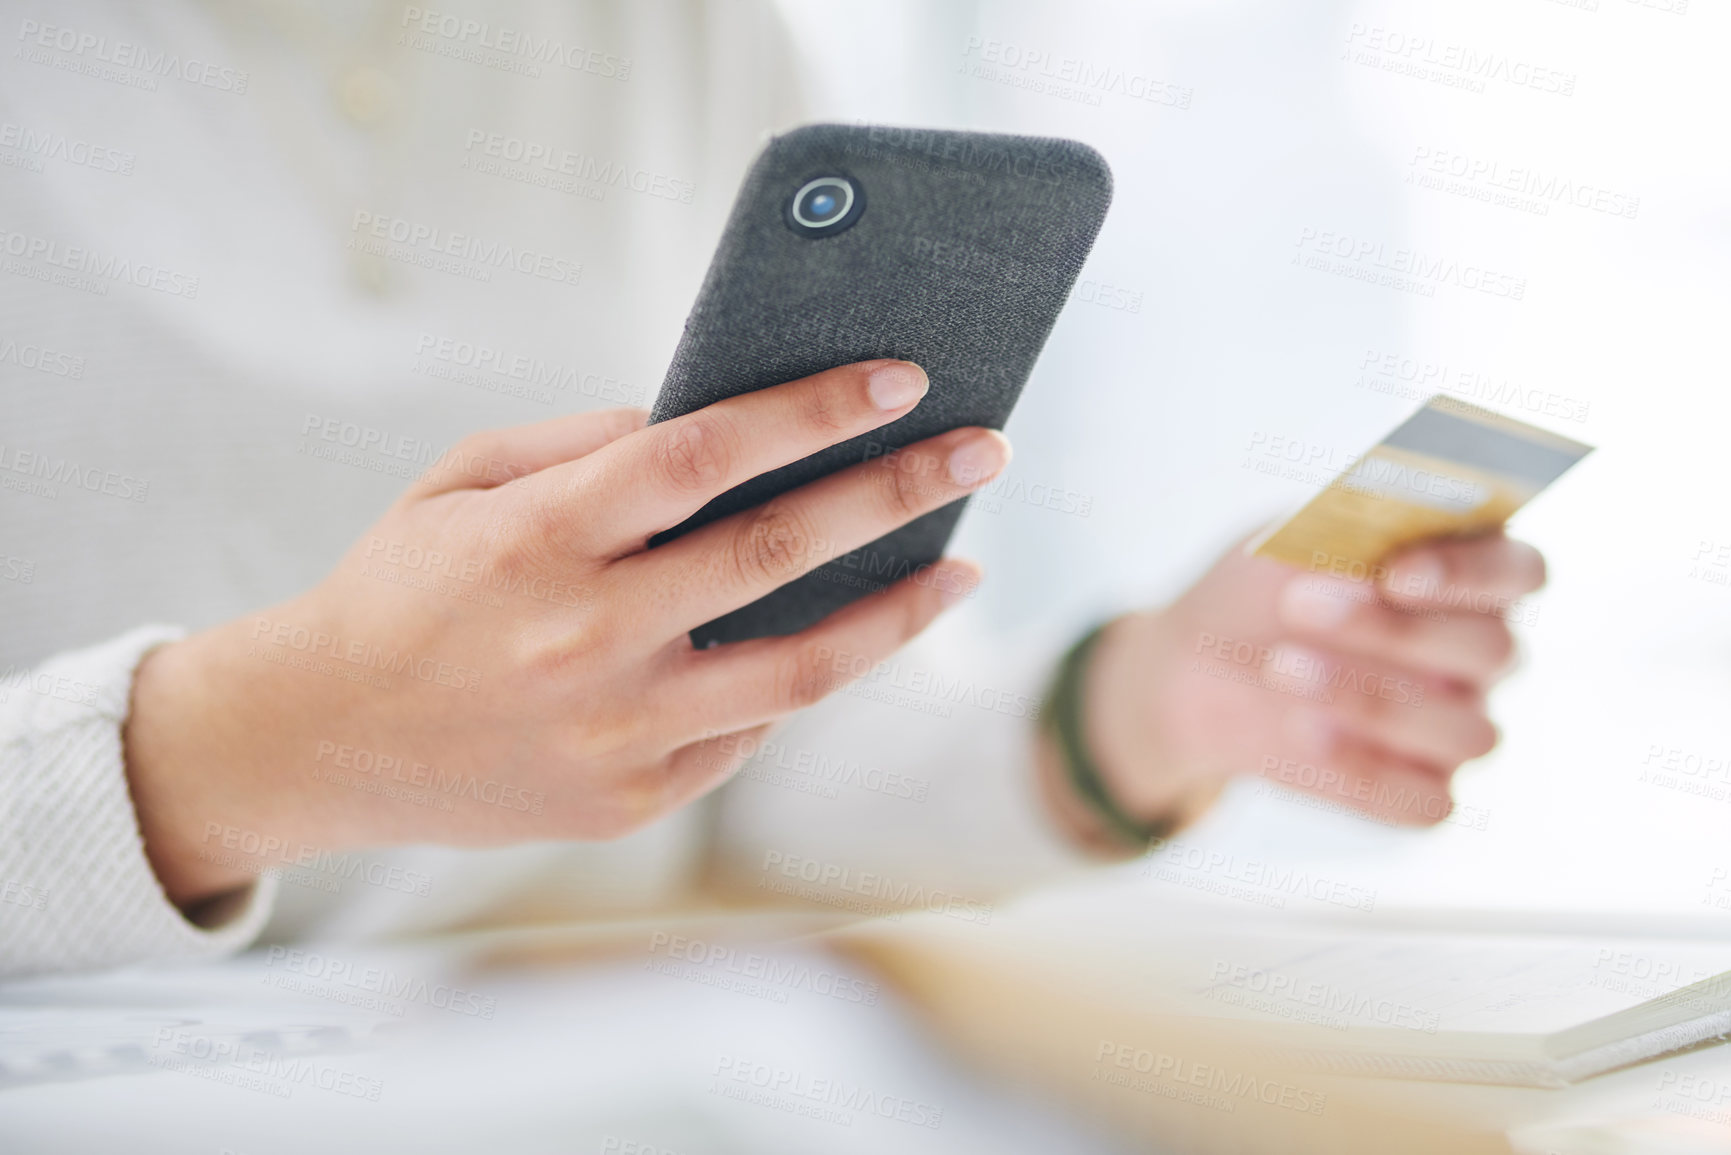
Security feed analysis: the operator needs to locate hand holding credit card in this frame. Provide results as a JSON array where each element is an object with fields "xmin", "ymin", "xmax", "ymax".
[
  {"xmin": 1248, "ymin": 394, "xmax": 1593, "ymax": 577},
  {"xmin": 1062, "ymin": 394, "xmax": 1590, "ymax": 836}
]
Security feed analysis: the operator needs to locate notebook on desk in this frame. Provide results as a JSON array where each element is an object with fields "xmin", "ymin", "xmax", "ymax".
[
  {"xmin": 1152, "ymin": 913, "xmax": 1731, "ymax": 1087},
  {"xmin": 846, "ymin": 889, "xmax": 1731, "ymax": 1090}
]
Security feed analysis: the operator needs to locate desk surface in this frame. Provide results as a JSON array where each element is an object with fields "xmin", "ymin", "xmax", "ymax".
[
  {"xmin": 0, "ymin": 922, "xmax": 1144, "ymax": 1155},
  {"xmin": 11, "ymin": 892, "xmax": 1731, "ymax": 1155}
]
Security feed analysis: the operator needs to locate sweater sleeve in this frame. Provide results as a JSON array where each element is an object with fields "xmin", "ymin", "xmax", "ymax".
[
  {"xmin": 0, "ymin": 626, "xmax": 277, "ymax": 979},
  {"xmin": 706, "ymin": 616, "xmax": 1099, "ymax": 913}
]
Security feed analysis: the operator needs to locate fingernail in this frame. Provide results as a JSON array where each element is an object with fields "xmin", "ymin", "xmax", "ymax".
[
  {"xmin": 1385, "ymin": 554, "xmax": 1444, "ymax": 599},
  {"xmin": 1510, "ymin": 540, "xmax": 1547, "ymax": 590},
  {"xmin": 938, "ymin": 560, "xmax": 984, "ymax": 609},
  {"xmin": 946, "ymin": 430, "xmax": 1011, "ymax": 486},
  {"xmin": 1279, "ymin": 579, "xmax": 1355, "ymax": 630},
  {"xmin": 867, "ymin": 362, "xmax": 929, "ymax": 410}
]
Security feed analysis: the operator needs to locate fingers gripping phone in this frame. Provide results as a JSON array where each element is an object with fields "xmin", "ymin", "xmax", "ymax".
[{"xmin": 649, "ymin": 123, "xmax": 1112, "ymax": 647}]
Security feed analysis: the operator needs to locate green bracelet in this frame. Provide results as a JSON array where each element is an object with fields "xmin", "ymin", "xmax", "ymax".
[{"xmin": 1045, "ymin": 622, "xmax": 1176, "ymax": 851}]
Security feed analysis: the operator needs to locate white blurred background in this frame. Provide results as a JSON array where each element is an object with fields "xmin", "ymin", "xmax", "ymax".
[{"xmin": 777, "ymin": 0, "xmax": 1731, "ymax": 916}]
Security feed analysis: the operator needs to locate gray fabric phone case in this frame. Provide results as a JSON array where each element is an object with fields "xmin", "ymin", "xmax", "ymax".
[{"xmin": 649, "ymin": 123, "xmax": 1112, "ymax": 647}]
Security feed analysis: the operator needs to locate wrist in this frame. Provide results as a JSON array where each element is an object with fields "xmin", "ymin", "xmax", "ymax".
[
  {"xmin": 1039, "ymin": 614, "xmax": 1222, "ymax": 855},
  {"xmin": 1085, "ymin": 613, "xmax": 1195, "ymax": 817},
  {"xmin": 1038, "ymin": 617, "xmax": 1175, "ymax": 854},
  {"xmin": 1034, "ymin": 726, "xmax": 1145, "ymax": 859},
  {"xmin": 123, "ymin": 609, "xmax": 319, "ymax": 912}
]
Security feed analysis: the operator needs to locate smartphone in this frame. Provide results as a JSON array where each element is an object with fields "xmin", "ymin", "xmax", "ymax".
[{"xmin": 649, "ymin": 123, "xmax": 1112, "ymax": 647}]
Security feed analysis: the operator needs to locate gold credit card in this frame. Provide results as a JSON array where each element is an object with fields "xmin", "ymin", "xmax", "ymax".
[{"xmin": 1248, "ymin": 394, "xmax": 1593, "ymax": 575}]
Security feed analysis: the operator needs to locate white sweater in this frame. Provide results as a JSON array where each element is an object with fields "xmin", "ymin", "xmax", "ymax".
[{"xmin": 0, "ymin": 627, "xmax": 279, "ymax": 975}]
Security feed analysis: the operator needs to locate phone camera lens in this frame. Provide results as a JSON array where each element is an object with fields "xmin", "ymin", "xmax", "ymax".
[
  {"xmin": 793, "ymin": 179, "xmax": 849, "ymax": 226},
  {"xmin": 786, "ymin": 175, "xmax": 864, "ymax": 237}
]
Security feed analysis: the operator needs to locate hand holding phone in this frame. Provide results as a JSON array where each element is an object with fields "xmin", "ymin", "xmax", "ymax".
[
  {"xmin": 123, "ymin": 361, "xmax": 1002, "ymax": 911},
  {"xmin": 651, "ymin": 123, "xmax": 1113, "ymax": 645}
]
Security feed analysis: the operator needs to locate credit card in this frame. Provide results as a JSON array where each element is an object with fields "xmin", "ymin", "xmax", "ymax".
[{"xmin": 1247, "ymin": 394, "xmax": 1593, "ymax": 576}]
